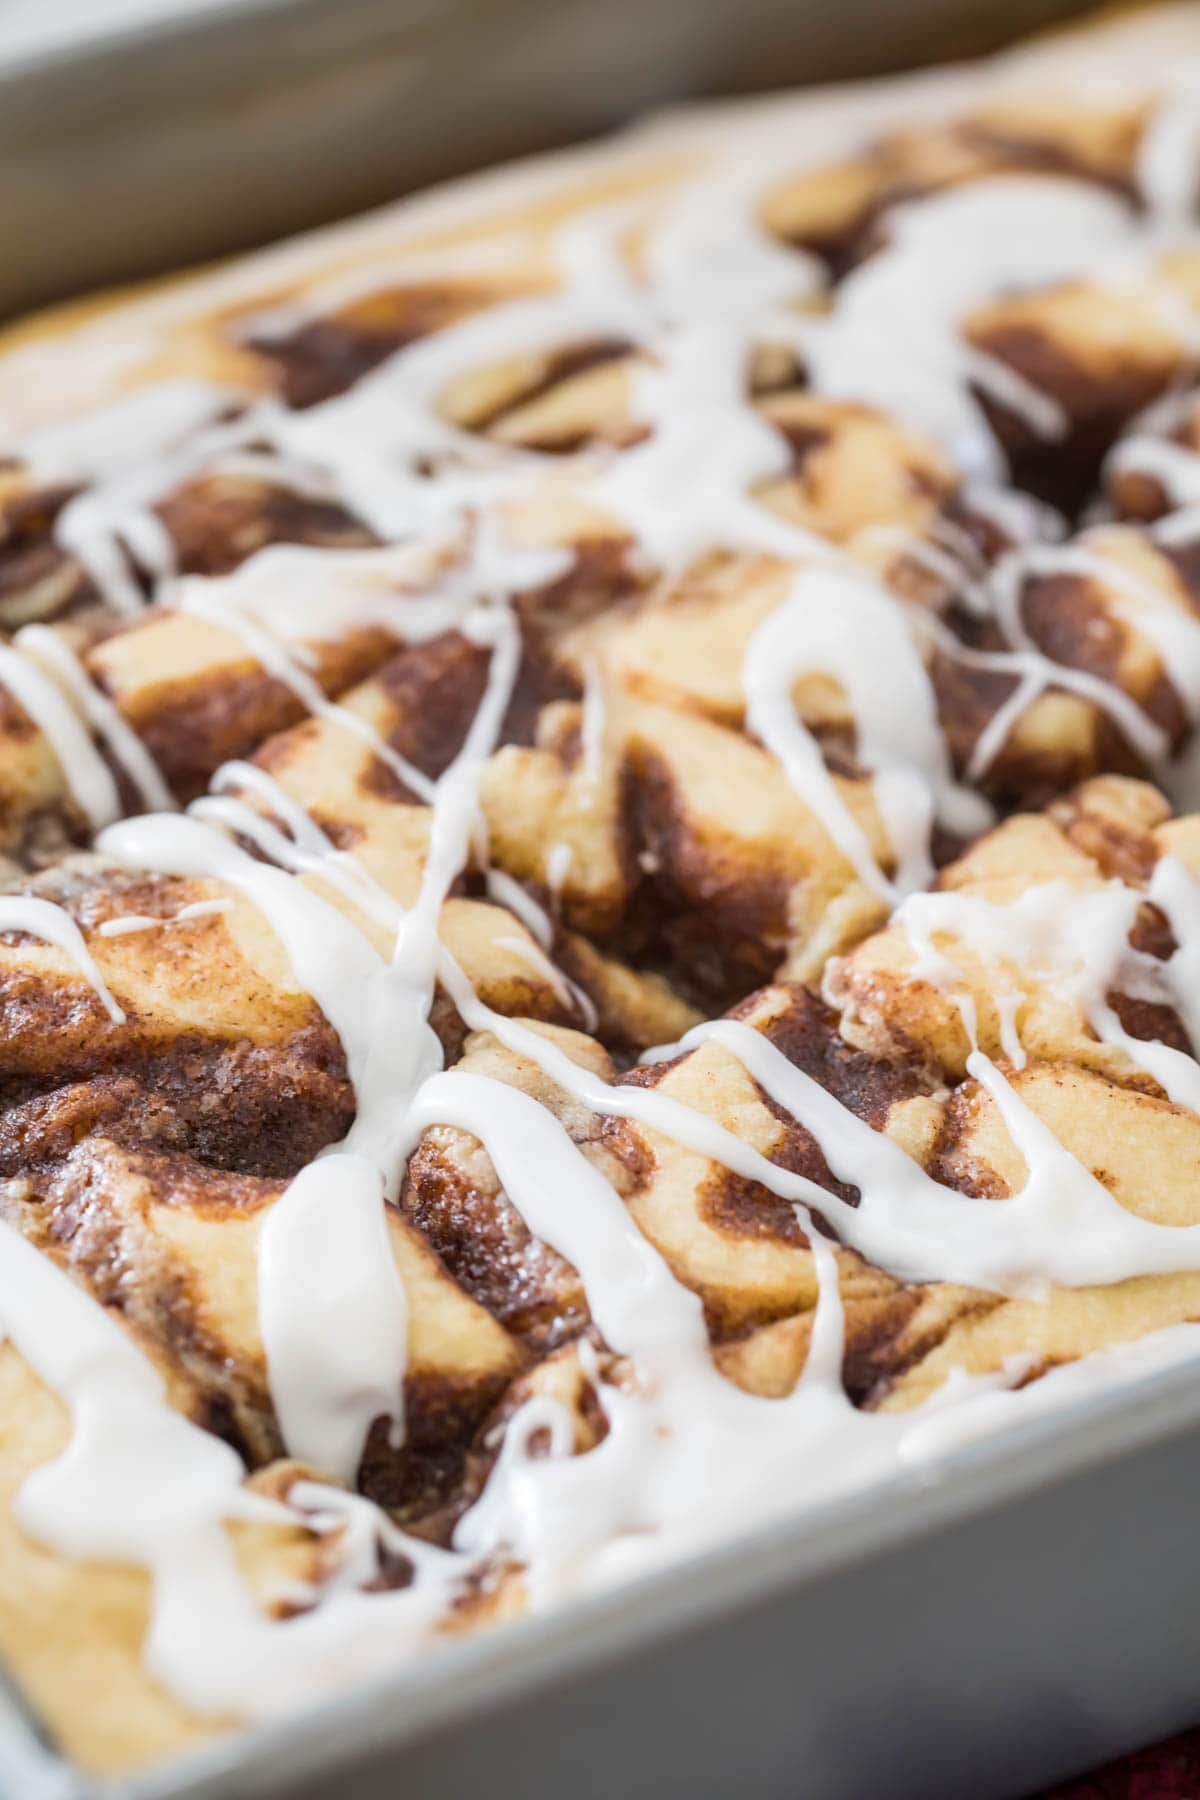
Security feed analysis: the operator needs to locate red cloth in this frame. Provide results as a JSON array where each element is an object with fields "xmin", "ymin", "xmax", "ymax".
[{"xmin": 1043, "ymin": 1729, "xmax": 1200, "ymax": 1798}]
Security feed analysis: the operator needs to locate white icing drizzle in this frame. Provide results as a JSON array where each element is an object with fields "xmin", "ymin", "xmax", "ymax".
[
  {"xmin": 895, "ymin": 870, "xmax": 1200, "ymax": 1113},
  {"xmin": 0, "ymin": 1213, "xmax": 477, "ymax": 1718},
  {"xmin": 1100, "ymin": 379, "xmax": 1200, "ymax": 517},
  {"xmin": 545, "ymin": 841, "xmax": 573, "ymax": 901},
  {"xmin": 934, "ymin": 563, "xmax": 1173, "ymax": 779},
  {"xmin": 3, "ymin": 530, "xmax": 516, "ymax": 841},
  {"xmin": 14, "ymin": 383, "xmax": 237, "ymax": 615},
  {"xmin": 1108, "ymin": 429, "xmax": 1200, "ymax": 509},
  {"xmin": 643, "ymin": 155, "xmax": 822, "ymax": 323},
  {"xmin": 946, "ymin": 510, "xmax": 1200, "ymax": 788},
  {"xmin": 10, "ymin": 65, "xmax": 1200, "ymax": 1742},
  {"xmin": 165, "ymin": 540, "xmax": 476, "ymax": 648},
  {"xmin": 557, "ymin": 184, "xmax": 821, "ymax": 573},
  {"xmin": 854, "ymin": 520, "xmax": 995, "ymax": 616},
  {"xmin": 961, "ymin": 480, "xmax": 1066, "ymax": 554},
  {"xmin": 800, "ymin": 178, "xmax": 1138, "ymax": 478},
  {"xmin": 692, "ymin": 1015, "xmax": 1200, "ymax": 1293},
  {"xmin": 1008, "ymin": 539, "xmax": 1200, "ymax": 726},
  {"xmin": 484, "ymin": 867, "xmax": 555, "ymax": 949},
  {"xmin": 13, "ymin": 625, "xmax": 176, "ymax": 814},
  {"xmin": 170, "ymin": 531, "xmax": 564, "ymax": 818},
  {"xmin": 577, "ymin": 656, "xmax": 606, "ymax": 805},
  {"xmin": 97, "ymin": 810, "xmax": 416, "ymax": 1481},
  {"xmin": 0, "ymin": 896, "xmax": 124, "ymax": 1023},
  {"xmin": 200, "ymin": 762, "xmax": 408, "ymax": 931},
  {"xmin": 9, "ymin": 381, "xmax": 232, "ymax": 490},
  {"xmin": 55, "ymin": 487, "xmax": 176, "ymax": 616},
  {"xmin": 98, "ymin": 566, "xmax": 526, "ymax": 1481},
  {"xmin": 588, "ymin": 319, "xmax": 824, "ymax": 574},
  {"xmin": 257, "ymin": 1153, "xmax": 411, "ymax": 1484},
  {"xmin": 5, "ymin": 132, "xmax": 1187, "ymax": 864},
  {"xmin": 96, "ymin": 899, "xmax": 233, "ymax": 937},
  {"xmin": 1138, "ymin": 83, "xmax": 1200, "ymax": 219},
  {"xmin": 494, "ymin": 935, "xmax": 599, "ymax": 1032},
  {"xmin": 0, "ymin": 644, "xmax": 123, "ymax": 830},
  {"xmin": 434, "ymin": 941, "xmax": 1200, "ymax": 1295},
  {"xmin": 743, "ymin": 565, "xmax": 992, "ymax": 900},
  {"xmin": 175, "ymin": 576, "xmax": 440, "ymax": 805}
]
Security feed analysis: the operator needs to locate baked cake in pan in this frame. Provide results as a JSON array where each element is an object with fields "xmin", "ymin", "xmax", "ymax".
[{"xmin": 4, "ymin": 2, "xmax": 1200, "ymax": 1773}]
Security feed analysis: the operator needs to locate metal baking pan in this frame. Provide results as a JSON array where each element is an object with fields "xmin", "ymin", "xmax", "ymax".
[
  {"xmin": 0, "ymin": 0, "xmax": 1097, "ymax": 318},
  {"xmin": 1, "ymin": 2, "xmax": 1189, "ymax": 1797}
]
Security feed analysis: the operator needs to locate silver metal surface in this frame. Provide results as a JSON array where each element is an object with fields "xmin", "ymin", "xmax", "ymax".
[{"xmin": 3, "ymin": 3, "xmax": 1188, "ymax": 1797}]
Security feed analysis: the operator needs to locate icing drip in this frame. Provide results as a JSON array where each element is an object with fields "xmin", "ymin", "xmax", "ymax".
[
  {"xmin": 577, "ymin": 656, "xmax": 606, "ymax": 805},
  {"xmin": 692, "ymin": 1016, "xmax": 1200, "ymax": 1293},
  {"xmin": 436, "ymin": 947, "xmax": 1200, "ymax": 1295},
  {"xmin": 800, "ymin": 178, "xmax": 1138, "ymax": 477},
  {"xmin": 0, "ymin": 896, "xmax": 124, "ymax": 1023},
  {"xmin": 924, "ymin": 599, "xmax": 1172, "ymax": 781},
  {"xmin": 166, "ymin": 539, "xmax": 488, "ymax": 648},
  {"xmin": 485, "ymin": 867, "xmax": 555, "ymax": 949},
  {"xmin": 545, "ymin": 841, "xmax": 573, "ymax": 901},
  {"xmin": 14, "ymin": 625, "xmax": 176, "ymax": 814},
  {"xmin": 0, "ymin": 1214, "xmax": 469, "ymax": 1718},
  {"xmin": 96, "ymin": 899, "xmax": 233, "ymax": 937},
  {"xmin": 1000, "ymin": 540, "xmax": 1200, "ymax": 728},
  {"xmin": 99, "ymin": 570, "xmax": 526, "ymax": 1480},
  {"xmin": 896, "ymin": 870, "xmax": 1200, "ymax": 1113},
  {"xmin": 257, "ymin": 1156, "xmax": 410, "ymax": 1483},
  {"xmin": 0, "ymin": 644, "xmax": 123, "ymax": 830},
  {"xmin": 176, "ymin": 578, "xmax": 441, "ymax": 804},
  {"xmin": 10, "ymin": 381, "xmax": 232, "ymax": 489},
  {"xmin": 97, "ymin": 811, "xmax": 416, "ymax": 1480},
  {"xmin": 1108, "ymin": 430, "xmax": 1200, "ymax": 510},
  {"xmin": 1138, "ymin": 83, "xmax": 1200, "ymax": 219},
  {"xmin": 494, "ymin": 935, "xmax": 599, "ymax": 1031},
  {"xmin": 743, "ymin": 565, "xmax": 992, "ymax": 900},
  {"xmin": 199, "ymin": 762, "xmax": 407, "ymax": 930},
  {"xmin": 588, "ymin": 318, "xmax": 825, "ymax": 573},
  {"xmin": 16, "ymin": 383, "xmax": 240, "ymax": 616}
]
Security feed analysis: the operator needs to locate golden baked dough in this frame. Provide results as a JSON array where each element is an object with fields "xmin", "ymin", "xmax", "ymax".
[{"xmin": 5, "ymin": 1, "xmax": 1200, "ymax": 1778}]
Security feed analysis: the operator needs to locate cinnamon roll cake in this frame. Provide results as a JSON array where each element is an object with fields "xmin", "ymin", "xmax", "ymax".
[{"xmin": 7, "ymin": 2, "xmax": 1200, "ymax": 1774}]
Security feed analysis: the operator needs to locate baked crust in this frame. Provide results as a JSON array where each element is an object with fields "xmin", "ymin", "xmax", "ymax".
[{"xmin": 6, "ymin": 2, "xmax": 1200, "ymax": 1776}]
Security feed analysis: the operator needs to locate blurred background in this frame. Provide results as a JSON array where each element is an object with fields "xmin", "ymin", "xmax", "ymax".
[{"xmin": 0, "ymin": 0, "xmax": 1099, "ymax": 319}]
